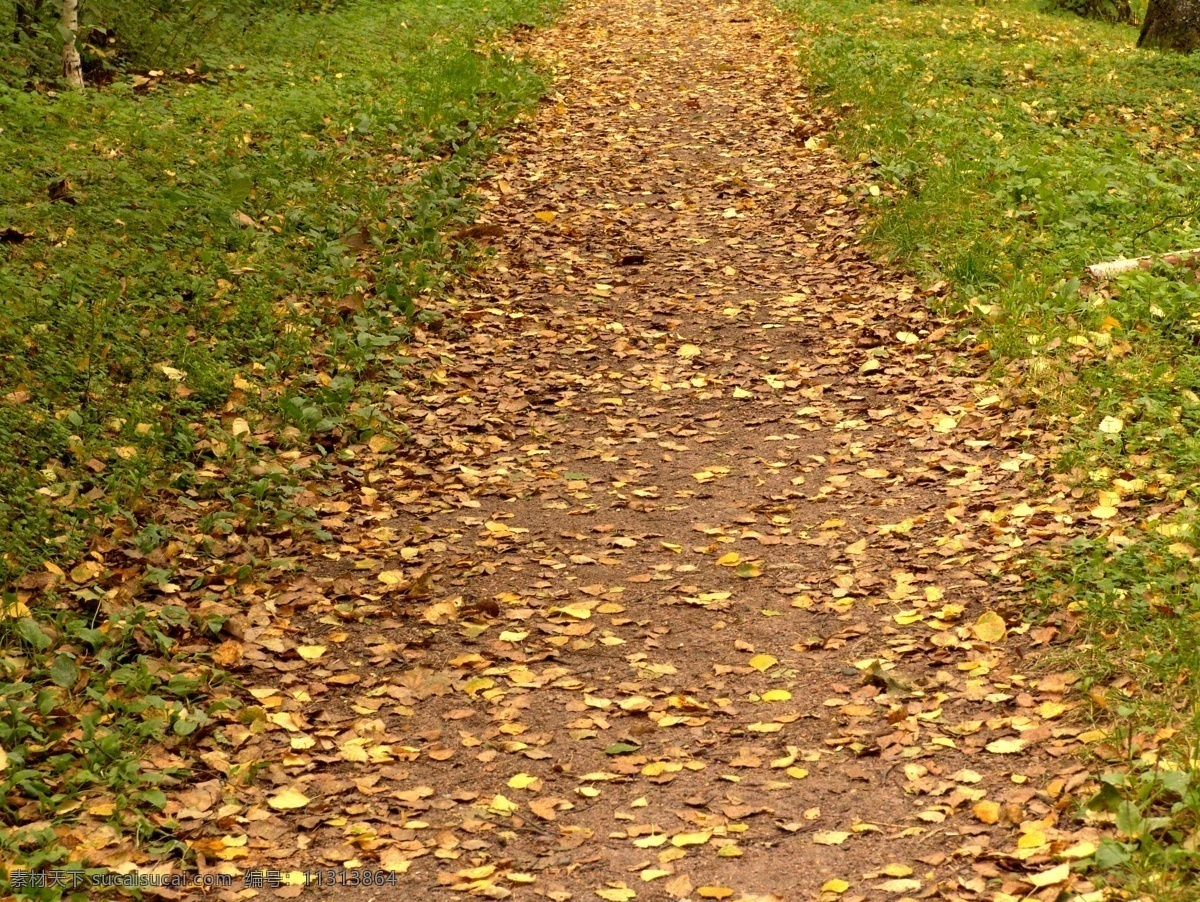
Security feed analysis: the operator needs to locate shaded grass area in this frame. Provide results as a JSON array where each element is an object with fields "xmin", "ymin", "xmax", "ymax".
[
  {"xmin": 0, "ymin": 0, "xmax": 552, "ymax": 893},
  {"xmin": 0, "ymin": 0, "xmax": 350, "ymax": 83},
  {"xmin": 783, "ymin": 0, "xmax": 1200, "ymax": 894}
]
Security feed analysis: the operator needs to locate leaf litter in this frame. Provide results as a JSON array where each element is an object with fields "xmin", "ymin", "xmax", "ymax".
[{"xmin": 7, "ymin": 0, "xmax": 1133, "ymax": 898}]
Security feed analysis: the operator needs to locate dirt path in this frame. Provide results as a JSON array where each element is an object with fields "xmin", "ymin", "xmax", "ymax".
[{"xmin": 185, "ymin": 1, "xmax": 1107, "ymax": 899}]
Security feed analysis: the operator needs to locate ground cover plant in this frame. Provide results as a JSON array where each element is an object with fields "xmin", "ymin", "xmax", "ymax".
[
  {"xmin": 783, "ymin": 0, "xmax": 1200, "ymax": 893},
  {"xmin": 0, "ymin": 0, "xmax": 553, "ymax": 892}
]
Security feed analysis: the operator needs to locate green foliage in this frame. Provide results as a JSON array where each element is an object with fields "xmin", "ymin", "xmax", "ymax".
[
  {"xmin": 1, "ymin": 0, "xmax": 350, "ymax": 82},
  {"xmin": 0, "ymin": 0, "xmax": 552, "ymax": 586},
  {"xmin": 1040, "ymin": 0, "xmax": 1135, "ymax": 25},
  {"xmin": 782, "ymin": 0, "xmax": 1200, "ymax": 891},
  {"xmin": 1044, "ymin": 532, "xmax": 1200, "ymax": 897},
  {"xmin": 0, "ymin": 0, "xmax": 555, "ymax": 892}
]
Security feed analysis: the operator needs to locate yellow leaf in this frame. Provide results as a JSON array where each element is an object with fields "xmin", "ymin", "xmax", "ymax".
[
  {"xmin": 422, "ymin": 599, "xmax": 458, "ymax": 624},
  {"xmin": 748, "ymin": 722, "xmax": 783, "ymax": 733},
  {"xmin": 813, "ymin": 831, "xmax": 850, "ymax": 845},
  {"xmin": 761, "ymin": 689, "xmax": 791, "ymax": 702},
  {"xmin": 1098, "ymin": 415, "xmax": 1124, "ymax": 434},
  {"xmin": 296, "ymin": 645, "xmax": 326, "ymax": 661},
  {"xmin": 844, "ymin": 538, "xmax": 867, "ymax": 555},
  {"xmin": 1029, "ymin": 863, "xmax": 1070, "ymax": 887},
  {"xmin": 972, "ymin": 800, "xmax": 1000, "ymax": 824},
  {"xmin": 507, "ymin": 773, "xmax": 540, "ymax": 790},
  {"xmin": 377, "ymin": 570, "xmax": 405, "ymax": 586},
  {"xmin": 0, "ymin": 597, "xmax": 31, "ymax": 620},
  {"xmin": 933, "ymin": 415, "xmax": 958, "ymax": 433},
  {"xmin": 786, "ymin": 766, "xmax": 809, "ymax": 780},
  {"xmin": 748, "ymin": 654, "xmax": 777, "ymax": 672},
  {"xmin": 1060, "ymin": 840, "xmax": 1097, "ymax": 860},
  {"xmin": 457, "ymin": 865, "xmax": 496, "ymax": 881},
  {"xmin": 534, "ymin": 211, "xmax": 557, "ymax": 223},
  {"xmin": 488, "ymin": 794, "xmax": 517, "ymax": 815},
  {"xmin": 972, "ymin": 611, "xmax": 1006, "ymax": 643},
  {"xmin": 508, "ymin": 873, "xmax": 537, "ymax": 884},
  {"xmin": 368, "ymin": 434, "xmax": 396, "ymax": 453},
  {"xmin": 677, "ymin": 344, "xmax": 702, "ymax": 359},
  {"xmin": 737, "ymin": 560, "xmax": 764, "ymax": 578},
  {"xmin": 670, "ymin": 831, "xmax": 711, "ymax": 847},
  {"xmin": 378, "ymin": 849, "xmax": 411, "ymax": 873},
  {"xmin": 596, "ymin": 884, "xmax": 637, "ymax": 901},
  {"xmin": 716, "ymin": 552, "xmax": 741, "ymax": 566},
  {"xmin": 1038, "ymin": 701, "xmax": 1067, "ymax": 719},
  {"xmin": 986, "ymin": 738, "xmax": 1027, "ymax": 754},
  {"xmin": 1018, "ymin": 829, "xmax": 1048, "ymax": 850},
  {"xmin": 267, "ymin": 789, "xmax": 310, "ymax": 810},
  {"xmin": 878, "ymin": 879, "xmax": 922, "ymax": 893},
  {"xmin": 882, "ymin": 864, "xmax": 912, "ymax": 877},
  {"xmin": 696, "ymin": 888, "xmax": 733, "ymax": 899},
  {"xmin": 339, "ymin": 741, "xmax": 369, "ymax": 763},
  {"xmin": 820, "ymin": 878, "xmax": 850, "ymax": 894}
]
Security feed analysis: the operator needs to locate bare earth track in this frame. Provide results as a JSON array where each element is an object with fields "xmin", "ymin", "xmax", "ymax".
[{"xmin": 173, "ymin": 1, "xmax": 1109, "ymax": 899}]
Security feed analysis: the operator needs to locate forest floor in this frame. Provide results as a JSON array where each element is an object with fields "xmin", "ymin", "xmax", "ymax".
[
  {"xmin": 12, "ymin": 0, "xmax": 1166, "ymax": 899},
  {"xmin": 193, "ymin": 0, "xmax": 1114, "ymax": 898}
]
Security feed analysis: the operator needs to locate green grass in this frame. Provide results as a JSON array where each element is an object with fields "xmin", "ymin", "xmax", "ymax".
[
  {"xmin": 0, "ymin": 0, "xmax": 549, "ymax": 582},
  {"xmin": 0, "ymin": 0, "xmax": 553, "ymax": 893},
  {"xmin": 781, "ymin": 0, "xmax": 1200, "ymax": 894}
]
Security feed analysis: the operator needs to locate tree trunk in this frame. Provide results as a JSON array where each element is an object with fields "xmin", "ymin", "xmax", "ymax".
[
  {"xmin": 14, "ymin": 0, "xmax": 44, "ymax": 44},
  {"xmin": 60, "ymin": 0, "xmax": 83, "ymax": 89},
  {"xmin": 1056, "ymin": 0, "xmax": 1134, "ymax": 24},
  {"xmin": 15, "ymin": 1, "xmax": 29, "ymax": 42},
  {"xmin": 1140, "ymin": 0, "xmax": 1200, "ymax": 53}
]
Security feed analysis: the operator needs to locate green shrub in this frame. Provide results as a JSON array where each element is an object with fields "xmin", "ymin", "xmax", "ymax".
[{"xmin": 2, "ymin": 0, "xmax": 349, "ymax": 82}]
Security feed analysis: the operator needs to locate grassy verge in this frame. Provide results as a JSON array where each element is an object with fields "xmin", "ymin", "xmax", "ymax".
[
  {"xmin": 0, "ymin": 0, "xmax": 552, "ymax": 892},
  {"xmin": 781, "ymin": 0, "xmax": 1200, "ymax": 894}
]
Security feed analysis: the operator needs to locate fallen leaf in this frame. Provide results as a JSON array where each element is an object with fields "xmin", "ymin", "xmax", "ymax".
[
  {"xmin": 1028, "ymin": 863, "xmax": 1070, "ymax": 888},
  {"xmin": 748, "ymin": 653, "xmax": 778, "ymax": 672},
  {"xmin": 267, "ymin": 789, "xmax": 310, "ymax": 810},
  {"xmin": 972, "ymin": 611, "xmax": 1006, "ymax": 643},
  {"xmin": 986, "ymin": 738, "xmax": 1028, "ymax": 755},
  {"xmin": 813, "ymin": 831, "xmax": 850, "ymax": 845},
  {"xmin": 596, "ymin": 884, "xmax": 637, "ymax": 901}
]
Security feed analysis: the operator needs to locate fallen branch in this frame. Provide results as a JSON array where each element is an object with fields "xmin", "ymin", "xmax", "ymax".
[{"xmin": 1087, "ymin": 247, "xmax": 1200, "ymax": 281}]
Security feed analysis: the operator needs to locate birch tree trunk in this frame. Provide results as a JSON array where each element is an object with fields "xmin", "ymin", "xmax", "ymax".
[{"xmin": 60, "ymin": 0, "xmax": 84, "ymax": 90}]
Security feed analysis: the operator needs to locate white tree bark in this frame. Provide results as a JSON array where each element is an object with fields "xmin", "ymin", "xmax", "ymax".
[
  {"xmin": 1087, "ymin": 248, "xmax": 1200, "ymax": 281},
  {"xmin": 60, "ymin": 0, "xmax": 84, "ymax": 90}
]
